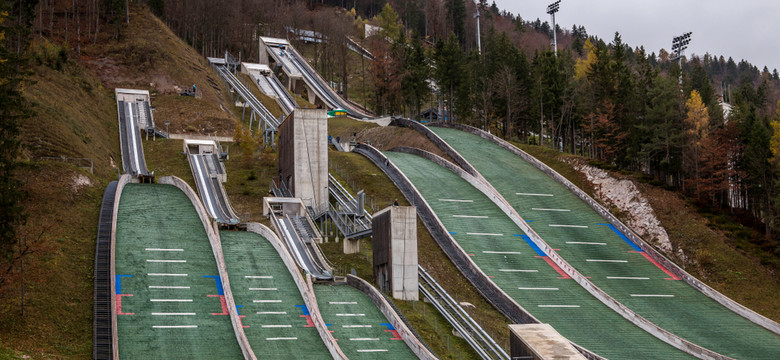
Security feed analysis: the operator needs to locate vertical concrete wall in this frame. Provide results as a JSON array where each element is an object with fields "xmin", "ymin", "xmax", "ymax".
[
  {"xmin": 277, "ymin": 109, "xmax": 328, "ymax": 211},
  {"xmin": 372, "ymin": 206, "xmax": 418, "ymax": 301}
]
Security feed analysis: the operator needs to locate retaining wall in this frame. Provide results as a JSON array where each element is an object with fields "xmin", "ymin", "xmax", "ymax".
[
  {"xmin": 346, "ymin": 274, "xmax": 438, "ymax": 360},
  {"xmin": 159, "ymin": 176, "xmax": 255, "ymax": 360},
  {"xmin": 246, "ymin": 223, "xmax": 347, "ymax": 360}
]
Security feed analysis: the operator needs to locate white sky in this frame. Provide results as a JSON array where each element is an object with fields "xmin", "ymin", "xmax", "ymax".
[{"xmin": 491, "ymin": 0, "xmax": 780, "ymax": 71}]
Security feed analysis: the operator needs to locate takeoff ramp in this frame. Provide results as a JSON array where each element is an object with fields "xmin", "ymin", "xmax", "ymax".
[
  {"xmin": 261, "ymin": 37, "xmax": 373, "ymax": 119},
  {"xmin": 115, "ymin": 88, "xmax": 154, "ymax": 180}
]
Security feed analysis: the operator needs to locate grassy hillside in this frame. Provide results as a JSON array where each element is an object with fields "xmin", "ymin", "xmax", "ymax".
[{"xmin": 0, "ymin": 4, "xmax": 239, "ymax": 358}]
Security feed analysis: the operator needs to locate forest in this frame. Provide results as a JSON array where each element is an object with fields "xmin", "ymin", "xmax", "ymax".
[{"xmin": 4, "ymin": 0, "xmax": 779, "ymax": 266}]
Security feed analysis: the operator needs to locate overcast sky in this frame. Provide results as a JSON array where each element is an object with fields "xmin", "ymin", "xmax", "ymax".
[{"xmin": 491, "ymin": 0, "xmax": 780, "ymax": 71}]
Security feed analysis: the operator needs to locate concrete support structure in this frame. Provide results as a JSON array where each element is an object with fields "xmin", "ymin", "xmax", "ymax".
[
  {"xmin": 509, "ymin": 324, "xmax": 586, "ymax": 360},
  {"xmin": 343, "ymin": 237, "xmax": 360, "ymax": 254},
  {"xmin": 371, "ymin": 206, "xmax": 418, "ymax": 301},
  {"xmin": 277, "ymin": 109, "xmax": 328, "ymax": 212}
]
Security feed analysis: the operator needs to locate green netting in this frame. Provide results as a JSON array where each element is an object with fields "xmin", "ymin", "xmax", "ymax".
[
  {"xmin": 314, "ymin": 283, "xmax": 417, "ymax": 359},
  {"xmin": 220, "ymin": 231, "xmax": 331, "ymax": 359},
  {"xmin": 432, "ymin": 126, "xmax": 780, "ymax": 359},
  {"xmin": 385, "ymin": 152, "xmax": 691, "ymax": 359},
  {"xmin": 115, "ymin": 184, "xmax": 243, "ymax": 359}
]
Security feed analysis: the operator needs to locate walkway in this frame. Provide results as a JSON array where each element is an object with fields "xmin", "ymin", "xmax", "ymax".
[
  {"xmin": 114, "ymin": 184, "xmax": 242, "ymax": 359},
  {"xmin": 314, "ymin": 283, "xmax": 417, "ymax": 359},
  {"xmin": 385, "ymin": 151, "xmax": 690, "ymax": 359},
  {"xmin": 431, "ymin": 126, "xmax": 780, "ymax": 359},
  {"xmin": 220, "ymin": 230, "xmax": 331, "ymax": 359}
]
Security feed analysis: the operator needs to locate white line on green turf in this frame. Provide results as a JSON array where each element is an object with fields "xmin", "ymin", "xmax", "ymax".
[
  {"xmin": 146, "ymin": 259, "xmax": 187, "ymax": 263},
  {"xmin": 586, "ymin": 259, "xmax": 627, "ymax": 263},
  {"xmin": 148, "ymin": 286, "xmax": 190, "ymax": 289},
  {"xmin": 566, "ymin": 241, "xmax": 607, "ymax": 245}
]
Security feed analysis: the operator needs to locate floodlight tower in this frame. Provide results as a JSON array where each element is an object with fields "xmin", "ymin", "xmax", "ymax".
[
  {"xmin": 547, "ymin": 0, "xmax": 561, "ymax": 56},
  {"xmin": 671, "ymin": 32, "xmax": 692, "ymax": 85},
  {"xmin": 475, "ymin": 8, "xmax": 482, "ymax": 55}
]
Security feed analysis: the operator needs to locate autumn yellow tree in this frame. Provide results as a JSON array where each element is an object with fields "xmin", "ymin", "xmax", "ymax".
[
  {"xmin": 770, "ymin": 100, "xmax": 780, "ymax": 164},
  {"xmin": 683, "ymin": 90, "xmax": 710, "ymax": 196},
  {"xmin": 574, "ymin": 38, "xmax": 597, "ymax": 80}
]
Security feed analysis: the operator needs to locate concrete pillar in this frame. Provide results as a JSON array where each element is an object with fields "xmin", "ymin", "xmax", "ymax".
[
  {"xmin": 307, "ymin": 84, "xmax": 317, "ymax": 105},
  {"xmin": 371, "ymin": 206, "xmax": 418, "ymax": 301},
  {"xmin": 343, "ymin": 238, "xmax": 360, "ymax": 254},
  {"xmin": 276, "ymin": 109, "xmax": 328, "ymax": 212}
]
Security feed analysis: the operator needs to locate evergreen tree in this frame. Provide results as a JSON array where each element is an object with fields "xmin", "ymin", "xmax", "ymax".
[
  {"xmin": 0, "ymin": 0, "xmax": 33, "ymax": 263},
  {"xmin": 445, "ymin": 0, "xmax": 466, "ymax": 46},
  {"xmin": 434, "ymin": 33, "xmax": 465, "ymax": 121}
]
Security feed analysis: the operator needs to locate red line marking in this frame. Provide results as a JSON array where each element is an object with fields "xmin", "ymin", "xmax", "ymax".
[
  {"xmin": 207, "ymin": 294, "xmax": 229, "ymax": 315},
  {"xmin": 300, "ymin": 315, "xmax": 315, "ymax": 327},
  {"xmin": 116, "ymin": 294, "xmax": 134, "ymax": 315},
  {"xmin": 488, "ymin": 275, "xmax": 494, "ymax": 278},
  {"xmin": 632, "ymin": 251, "xmax": 681, "ymax": 280},
  {"xmin": 239, "ymin": 314, "xmax": 248, "ymax": 328},
  {"xmin": 385, "ymin": 329, "xmax": 403, "ymax": 340},
  {"xmin": 535, "ymin": 256, "xmax": 571, "ymax": 279},
  {"xmin": 467, "ymin": 254, "xmax": 475, "ymax": 256}
]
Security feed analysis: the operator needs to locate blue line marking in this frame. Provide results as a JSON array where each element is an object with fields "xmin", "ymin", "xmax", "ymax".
[
  {"xmin": 515, "ymin": 234, "xmax": 546, "ymax": 256},
  {"xmin": 115, "ymin": 274, "xmax": 133, "ymax": 294},
  {"xmin": 597, "ymin": 223, "xmax": 643, "ymax": 251},
  {"xmin": 449, "ymin": 231, "xmax": 457, "ymax": 235},
  {"xmin": 380, "ymin": 323, "xmax": 395, "ymax": 330},
  {"xmin": 525, "ymin": 220, "xmax": 535, "ymax": 223},
  {"xmin": 203, "ymin": 275, "xmax": 224, "ymax": 295},
  {"xmin": 235, "ymin": 305, "xmax": 243, "ymax": 315},
  {"xmin": 295, "ymin": 305, "xmax": 310, "ymax": 316}
]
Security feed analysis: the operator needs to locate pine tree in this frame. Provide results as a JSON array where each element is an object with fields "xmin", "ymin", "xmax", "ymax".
[{"xmin": 0, "ymin": 1, "xmax": 33, "ymax": 264}]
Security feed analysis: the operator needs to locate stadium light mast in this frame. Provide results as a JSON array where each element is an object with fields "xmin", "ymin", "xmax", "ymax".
[
  {"xmin": 671, "ymin": 32, "xmax": 692, "ymax": 85},
  {"xmin": 547, "ymin": 1, "xmax": 561, "ymax": 56},
  {"xmin": 475, "ymin": 8, "xmax": 482, "ymax": 55}
]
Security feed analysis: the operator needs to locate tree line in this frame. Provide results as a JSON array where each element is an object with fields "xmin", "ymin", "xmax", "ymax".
[{"xmin": 143, "ymin": 0, "xmax": 780, "ymax": 255}]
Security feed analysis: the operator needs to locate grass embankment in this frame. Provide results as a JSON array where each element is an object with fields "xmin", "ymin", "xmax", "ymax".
[
  {"xmin": 82, "ymin": 6, "xmax": 235, "ymax": 138},
  {"xmin": 517, "ymin": 143, "xmax": 780, "ymax": 321},
  {"xmin": 1, "ymin": 4, "xmax": 241, "ymax": 358},
  {"xmin": 0, "ymin": 56, "xmax": 119, "ymax": 357}
]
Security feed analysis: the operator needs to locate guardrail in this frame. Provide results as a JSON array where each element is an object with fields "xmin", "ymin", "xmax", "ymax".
[{"xmin": 214, "ymin": 65, "xmax": 280, "ymax": 136}]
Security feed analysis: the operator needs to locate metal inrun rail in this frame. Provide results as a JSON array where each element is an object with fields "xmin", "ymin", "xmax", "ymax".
[
  {"xmin": 418, "ymin": 265, "xmax": 509, "ymax": 360},
  {"xmin": 214, "ymin": 65, "xmax": 280, "ymax": 144}
]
